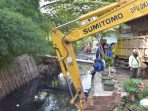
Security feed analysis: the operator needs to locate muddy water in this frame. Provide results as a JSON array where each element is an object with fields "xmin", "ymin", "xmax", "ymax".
[{"xmin": 0, "ymin": 63, "xmax": 92, "ymax": 111}]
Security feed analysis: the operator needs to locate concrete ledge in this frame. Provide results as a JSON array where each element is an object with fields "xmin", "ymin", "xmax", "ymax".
[{"xmin": 92, "ymin": 72, "xmax": 113, "ymax": 96}]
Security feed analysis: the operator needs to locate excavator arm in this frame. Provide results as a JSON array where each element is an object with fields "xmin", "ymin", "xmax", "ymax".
[
  {"xmin": 64, "ymin": 0, "xmax": 148, "ymax": 42},
  {"xmin": 52, "ymin": 0, "xmax": 148, "ymax": 110},
  {"xmin": 52, "ymin": 29, "xmax": 85, "ymax": 109}
]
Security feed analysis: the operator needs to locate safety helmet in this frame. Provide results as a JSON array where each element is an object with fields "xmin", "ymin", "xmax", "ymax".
[{"xmin": 133, "ymin": 49, "xmax": 138, "ymax": 54}]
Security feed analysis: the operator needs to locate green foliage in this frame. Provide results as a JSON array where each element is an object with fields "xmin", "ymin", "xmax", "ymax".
[
  {"xmin": 103, "ymin": 80, "xmax": 114, "ymax": 85},
  {"xmin": 102, "ymin": 76, "xmax": 111, "ymax": 80},
  {"xmin": 43, "ymin": 0, "xmax": 115, "ymax": 27},
  {"xmin": 0, "ymin": 0, "xmax": 38, "ymax": 14},
  {"xmin": 0, "ymin": 0, "xmax": 118, "ymax": 68},
  {"xmin": 130, "ymin": 103, "xmax": 148, "ymax": 111},
  {"xmin": 103, "ymin": 55, "xmax": 113, "ymax": 67},
  {"xmin": 101, "ymin": 0, "xmax": 116, "ymax": 3},
  {"xmin": 141, "ymin": 87, "xmax": 148, "ymax": 99},
  {"xmin": 42, "ymin": 0, "xmax": 119, "ymax": 52},
  {"xmin": 102, "ymin": 76, "xmax": 112, "ymax": 83},
  {"xmin": 118, "ymin": 102, "xmax": 148, "ymax": 111},
  {"xmin": 123, "ymin": 79, "xmax": 142, "ymax": 94},
  {"xmin": 102, "ymin": 73, "xmax": 108, "ymax": 76},
  {"xmin": 0, "ymin": 0, "xmax": 56, "ymax": 67},
  {"xmin": 117, "ymin": 87, "xmax": 148, "ymax": 111},
  {"xmin": 0, "ymin": 9, "xmax": 49, "ymax": 66},
  {"xmin": 0, "ymin": 0, "xmax": 51, "ymax": 35}
]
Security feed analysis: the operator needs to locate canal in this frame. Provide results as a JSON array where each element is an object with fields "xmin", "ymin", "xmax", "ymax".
[{"xmin": 0, "ymin": 63, "xmax": 92, "ymax": 111}]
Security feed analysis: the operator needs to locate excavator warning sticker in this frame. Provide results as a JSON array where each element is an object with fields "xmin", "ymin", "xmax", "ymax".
[
  {"xmin": 67, "ymin": 56, "xmax": 73, "ymax": 66},
  {"xmin": 130, "ymin": 1, "xmax": 148, "ymax": 13},
  {"xmin": 83, "ymin": 13, "xmax": 123, "ymax": 34},
  {"xmin": 83, "ymin": 1, "xmax": 148, "ymax": 35}
]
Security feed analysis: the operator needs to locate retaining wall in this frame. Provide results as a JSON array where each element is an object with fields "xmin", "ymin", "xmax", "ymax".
[{"xmin": 0, "ymin": 54, "xmax": 39, "ymax": 99}]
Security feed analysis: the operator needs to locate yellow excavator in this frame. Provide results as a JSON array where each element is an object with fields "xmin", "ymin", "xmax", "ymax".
[{"xmin": 52, "ymin": 0, "xmax": 148, "ymax": 110}]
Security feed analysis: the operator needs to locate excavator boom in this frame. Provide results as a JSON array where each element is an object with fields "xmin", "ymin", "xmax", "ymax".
[
  {"xmin": 52, "ymin": 0, "xmax": 148, "ymax": 110},
  {"xmin": 64, "ymin": 0, "xmax": 148, "ymax": 42}
]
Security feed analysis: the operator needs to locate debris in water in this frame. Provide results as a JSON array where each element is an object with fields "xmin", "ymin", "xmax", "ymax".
[{"xmin": 16, "ymin": 104, "xmax": 20, "ymax": 107}]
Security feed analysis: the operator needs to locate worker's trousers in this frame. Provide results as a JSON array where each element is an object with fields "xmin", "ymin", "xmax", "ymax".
[{"xmin": 130, "ymin": 68, "xmax": 138, "ymax": 78}]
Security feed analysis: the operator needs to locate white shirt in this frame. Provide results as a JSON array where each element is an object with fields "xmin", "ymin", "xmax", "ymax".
[{"xmin": 129, "ymin": 55, "xmax": 141, "ymax": 68}]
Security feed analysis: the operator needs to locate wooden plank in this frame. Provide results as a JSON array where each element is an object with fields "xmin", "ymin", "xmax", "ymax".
[
  {"xmin": 31, "ymin": 56, "xmax": 39, "ymax": 78},
  {"xmin": 19, "ymin": 55, "xmax": 28, "ymax": 85},
  {"xmin": 29, "ymin": 55, "xmax": 38, "ymax": 78},
  {"xmin": 16, "ymin": 58, "xmax": 26, "ymax": 86},
  {"xmin": 29, "ymin": 56, "xmax": 39, "ymax": 78},
  {"xmin": 10, "ymin": 62, "xmax": 21, "ymax": 89},
  {"xmin": 3, "ymin": 68, "xmax": 12, "ymax": 94},
  {"xmin": 5, "ymin": 67, "xmax": 14, "ymax": 92},
  {"xmin": 8, "ymin": 64, "xmax": 18, "ymax": 90},
  {"xmin": 14, "ymin": 61, "xmax": 22, "ymax": 88},
  {"xmin": 17, "ymin": 54, "xmax": 31, "ymax": 83},
  {"xmin": 26, "ymin": 55, "xmax": 38, "ymax": 80},
  {"xmin": 76, "ymin": 59, "xmax": 94, "ymax": 64},
  {"xmin": 0, "ymin": 71, "xmax": 6, "ymax": 98},
  {"xmin": 0, "ymin": 54, "xmax": 40, "ymax": 99},
  {"xmin": 1, "ymin": 69, "xmax": 9, "ymax": 95},
  {"xmin": 25, "ymin": 55, "xmax": 34, "ymax": 80},
  {"xmin": 22, "ymin": 55, "xmax": 32, "ymax": 82}
]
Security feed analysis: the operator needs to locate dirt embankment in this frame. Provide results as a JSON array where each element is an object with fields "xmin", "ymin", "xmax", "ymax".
[{"xmin": 38, "ymin": 56, "xmax": 61, "ymax": 81}]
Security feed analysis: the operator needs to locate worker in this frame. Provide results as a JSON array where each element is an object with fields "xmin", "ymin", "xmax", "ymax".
[
  {"xmin": 83, "ymin": 43, "xmax": 91, "ymax": 54},
  {"xmin": 91, "ymin": 57, "xmax": 105, "ymax": 81},
  {"xmin": 95, "ymin": 43, "xmax": 101, "ymax": 59},
  {"xmin": 93, "ymin": 57, "xmax": 104, "ymax": 72},
  {"xmin": 129, "ymin": 49, "xmax": 141, "ymax": 78},
  {"xmin": 106, "ymin": 47, "xmax": 113, "ymax": 57}
]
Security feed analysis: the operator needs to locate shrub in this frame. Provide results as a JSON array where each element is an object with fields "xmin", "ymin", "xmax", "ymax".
[
  {"xmin": 102, "ymin": 76, "xmax": 111, "ymax": 81},
  {"xmin": 102, "ymin": 73, "xmax": 108, "ymax": 76},
  {"xmin": 103, "ymin": 80, "xmax": 114, "ymax": 85},
  {"xmin": 141, "ymin": 87, "xmax": 148, "ymax": 99},
  {"xmin": 123, "ymin": 79, "xmax": 142, "ymax": 94},
  {"xmin": 0, "ymin": 9, "xmax": 49, "ymax": 66},
  {"xmin": 103, "ymin": 55, "xmax": 113, "ymax": 67}
]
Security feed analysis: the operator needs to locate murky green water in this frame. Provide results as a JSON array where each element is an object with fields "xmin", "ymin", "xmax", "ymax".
[
  {"xmin": 34, "ymin": 91, "xmax": 77, "ymax": 111},
  {"xmin": 0, "ymin": 63, "xmax": 92, "ymax": 111}
]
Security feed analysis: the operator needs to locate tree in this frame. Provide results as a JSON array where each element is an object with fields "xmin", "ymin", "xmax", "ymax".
[
  {"xmin": 41, "ymin": 0, "xmax": 114, "ymax": 30},
  {"xmin": 0, "ymin": 9, "xmax": 50, "ymax": 66},
  {"xmin": 0, "ymin": 0, "xmax": 54, "ymax": 67},
  {"xmin": 40, "ymin": 0, "xmax": 119, "ymax": 52},
  {"xmin": 0, "ymin": 0, "xmax": 51, "ymax": 36}
]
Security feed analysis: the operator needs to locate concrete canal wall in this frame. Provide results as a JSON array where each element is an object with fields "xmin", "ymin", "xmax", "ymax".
[{"xmin": 0, "ymin": 54, "xmax": 39, "ymax": 99}]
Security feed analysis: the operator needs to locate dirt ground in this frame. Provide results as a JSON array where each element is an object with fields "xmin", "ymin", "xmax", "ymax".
[
  {"xmin": 111, "ymin": 67, "xmax": 148, "ymax": 90},
  {"xmin": 110, "ymin": 67, "xmax": 148, "ymax": 111}
]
